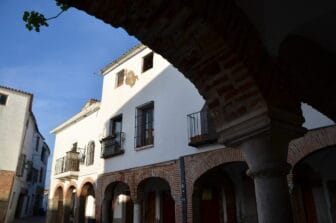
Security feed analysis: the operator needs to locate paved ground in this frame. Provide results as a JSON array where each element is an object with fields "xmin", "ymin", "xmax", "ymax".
[{"xmin": 12, "ymin": 216, "xmax": 46, "ymax": 223}]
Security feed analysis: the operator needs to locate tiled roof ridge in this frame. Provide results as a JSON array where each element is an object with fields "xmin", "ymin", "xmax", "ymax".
[{"xmin": 0, "ymin": 85, "xmax": 33, "ymax": 96}]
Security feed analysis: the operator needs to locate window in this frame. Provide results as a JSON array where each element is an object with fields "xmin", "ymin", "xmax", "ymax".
[
  {"xmin": 116, "ymin": 69, "xmax": 125, "ymax": 87},
  {"xmin": 0, "ymin": 93, "xmax": 8, "ymax": 105},
  {"xmin": 26, "ymin": 166, "xmax": 38, "ymax": 183},
  {"xmin": 135, "ymin": 101, "xmax": 154, "ymax": 148},
  {"xmin": 39, "ymin": 168, "xmax": 43, "ymax": 183},
  {"xmin": 16, "ymin": 154, "xmax": 26, "ymax": 177},
  {"xmin": 35, "ymin": 137, "xmax": 40, "ymax": 151},
  {"xmin": 86, "ymin": 141, "xmax": 95, "ymax": 166},
  {"xmin": 142, "ymin": 52, "xmax": 153, "ymax": 73},
  {"xmin": 100, "ymin": 115, "xmax": 124, "ymax": 158},
  {"xmin": 41, "ymin": 147, "xmax": 48, "ymax": 164},
  {"xmin": 110, "ymin": 115, "xmax": 122, "ymax": 135}
]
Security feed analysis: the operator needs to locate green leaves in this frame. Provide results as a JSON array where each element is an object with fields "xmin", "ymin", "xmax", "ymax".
[
  {"xmin": 23, "ymin": 11, "xmax": 48, "ymax": 32},
  {"xmin": 56, "ymin": 2, "xmax": 70, "ymax": 11},
  {"xmin": 23, "ymin": 2, "xmax": 70, "ymax": 32}
]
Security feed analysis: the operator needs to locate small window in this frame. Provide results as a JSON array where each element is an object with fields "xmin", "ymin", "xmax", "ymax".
[
  {"xmin": 35, "ymin": 137, "xmax": 40, "ymax": 151},
  {"xmin": 0, "ymin": 93, "xmax": 8, "ymax": 105},
  {"xmin": 32, "ymin": 168, "xmax": 38, "ymax": 183},
  {"xmin": 16, "ymin": 154, "xmax": 26, "ymax": 177},
  {"xmin": 86, "ymin": 141, "xmax": 95, "ymax": 166},
  {"xmin": 116, "ymin": 69, "xmax": 125, "ymax": 87},
  {"xmin": 110, "ymin": 115, "xmax": 123, "ymax": 136},
  {"xmin": 135, "ymin": 101, "xmax": 154, "ymax": 148},
  {"xmin": 39, "ymin": 168, "xmax": 43, "ymax": 183},
  {"xmin": 142, "ymin": 52, "xmax": 153, "ymax": 73}
]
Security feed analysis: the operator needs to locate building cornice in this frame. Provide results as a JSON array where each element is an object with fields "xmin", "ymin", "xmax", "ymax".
[
  {"xmin": 100, "ymin": 43, "xmax": 146, "ymax": 75},
  {"xmin": 50, "ymin": 100, "xmax": 100, "ymax": 134}
]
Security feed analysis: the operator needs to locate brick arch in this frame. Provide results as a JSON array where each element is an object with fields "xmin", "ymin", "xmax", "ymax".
[
  {"xmin": 101, "ymin": 175, "xmax": 133, "ymax": 196},
  {"xmin": 78, "ymin": 177, "xmax": 95, "ymax": 197},
  {"xmin": 103, "ymin": 181, "xmax": 131, "ymax": 198},
  {"xmin": 101, "ymin": 181, "xmax": 133, "ymax": 223},
  {"xmin": 134, "ymin": 170, "xmax": 179, "ymax": 202},
  {"xmin": 78, "ymin": 178, "xmax": 96, "ymax": 223},
  {"xmin": 184, "ymin": 148, "xmax": 244, "ymax": 223},
  {"xmin": 288, "ymin": 125, "xmax": 336, "ymax": 166},
  {"xmin": 51, "ymin": 182, "xmax": 65, "ymax": 200},
  {"xmin": 184, "ymin": 148, "xmax": 244, "ymax": 186},
  {"xmin": 65, "ymin": 181, "xmax": 78, "ymax": 199}
]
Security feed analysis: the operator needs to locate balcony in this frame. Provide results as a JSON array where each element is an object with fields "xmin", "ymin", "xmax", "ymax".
[
  {"xmin": 187, "ymin": 107, "xmax": 217, "ymax": 147},
  {"xmin": 54, "ymin": 150, "xmax": 80, "ymax": 180},
  {"xmin": 100, "ymin": 132, "xmax": 125, "ymax": 158}
]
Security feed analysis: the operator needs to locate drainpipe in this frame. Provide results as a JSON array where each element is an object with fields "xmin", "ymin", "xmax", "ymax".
[{"xmin": 179, "ymin": 156, "xmax": 187, "ymax": 223}]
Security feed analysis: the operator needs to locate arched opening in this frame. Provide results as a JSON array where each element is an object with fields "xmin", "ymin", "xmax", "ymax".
[
  {"xmin": 52, "ymin": 186, "xmax": 64, "ymax": 223},
  {"xmin": 102, "ymin": 181, "xmax": 133, "ymax": 223},
  {"xmin": 137, "ymin": 177, "xmax": 175, "ymax": 223},
  {"xmin": 64, "ymin": 186, "xmax": 77, "ymax": 223},
  {"xmin": 79, "ymin": 182, "xmax": 96, "ymax": 223},
  {"xmin": 292, "ymin": 146, "xmax": 336, "ymax": 223},
  {"xmin": 192, "ymin": 162, "xmax": 257, "ymax": 223}
]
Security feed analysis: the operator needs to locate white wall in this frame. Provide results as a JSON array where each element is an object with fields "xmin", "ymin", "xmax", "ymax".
[
  {"xmin": 50, "ymin": 108, "xmax": 101, "ymax": 195},
  {"xmin": 1, "ymin": 88, "xmax": 49, "ymax": 221},
  {"xmin": 50, "ymin": 46, "xmax": 224, "ymax": 195},
  {"xmin": 0, "ymin": 88, "xmax": 30, "ymax": 171},
  {"xmin": 100, "ymin": 48, "xmax": 222, "ymax": 173}
]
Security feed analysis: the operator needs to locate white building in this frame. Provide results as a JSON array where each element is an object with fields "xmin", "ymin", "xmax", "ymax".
[
  {"xmin": 48, "ymin": 45, "xmax": 336, "ymax": 223},
  {"xmin": 49, "ymin": 44, "xmax": 225, "ymax": 223},
  {"xmin": 0, "ymin": 86, "xmax": 50, "ymax": 223}
]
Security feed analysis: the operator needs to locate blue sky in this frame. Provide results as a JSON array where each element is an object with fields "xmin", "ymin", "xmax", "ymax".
[
  {"xmin": 0, "ymin": 0, "xmax": 138, "ymax": 186},
  {"xmin": 0, "ymin": 2, "xmax": 138, "ymax": 151}
]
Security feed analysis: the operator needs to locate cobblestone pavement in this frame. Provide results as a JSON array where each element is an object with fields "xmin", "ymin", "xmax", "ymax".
[{"xmin": 12, "ymin": 216, "xmax": 46, "ymax": 223}]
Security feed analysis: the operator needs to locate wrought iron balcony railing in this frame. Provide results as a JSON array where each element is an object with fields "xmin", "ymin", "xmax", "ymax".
[
  {"xmin": 187, "ymin": 107, "xmax": 217, "ymax": 147},
  {"xmin": 100, "ymin": 132, "xmax": 125, "ymax": 158},
  {"xmin": 54, "ymin": 150, "xmax": 80, "ymax": 179}
]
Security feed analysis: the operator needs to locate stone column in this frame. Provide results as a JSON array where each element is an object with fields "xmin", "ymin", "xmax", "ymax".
[
  {"xmin": 240, "ymin": 127, "xmax": 300, "ymax": 223},
  {"xmin": 133, "ymin": 202, "xmax": 141, "ymax": 223},
  {"xmin": 155, "ymin": 191, "xmax": 161, "ymax": 222}
]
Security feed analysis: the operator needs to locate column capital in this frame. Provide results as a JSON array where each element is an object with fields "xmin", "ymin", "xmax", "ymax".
[
  {"xmin": 217, "ymin": 106, "xmax": 306, "ymax": 147},
  {"xmin": 247, "ymin": 162, "xmax": 291, "ymax": 178}
]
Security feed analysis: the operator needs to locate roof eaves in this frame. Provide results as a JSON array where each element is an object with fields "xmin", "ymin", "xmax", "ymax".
[
  {"xmin": 50, "ymin": 102, "xmax": 100, "ymax": 134},
  {"xmin": 100, "ymin": 43, "xmax": 147, "ymax": 75}
]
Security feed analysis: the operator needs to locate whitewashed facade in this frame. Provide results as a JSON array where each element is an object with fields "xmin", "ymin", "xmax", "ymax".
[
  {"xmin": 0, "ymin": 86, "xmax": 50, "ymax": 223},
  {"xmin": 49, "ymin": 44, "xmax": 223, "ymax": 192},
  {"xmin": 49, "ymin": 45, "xmax": 224, "ymax": 223}
]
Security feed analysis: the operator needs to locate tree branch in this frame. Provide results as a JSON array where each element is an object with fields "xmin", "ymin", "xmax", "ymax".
[{"xmin": 46, "ymin": 10, "xmax": 65, "ymax": 21}]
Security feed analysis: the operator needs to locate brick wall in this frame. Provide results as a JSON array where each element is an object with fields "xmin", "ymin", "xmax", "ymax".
[
  {"xmin": 95, "ymin": 160, "xmax": 181, "ymax": 223},
  {"xmin": 183, "ymin": 148, "xmax": 244, "ymax": 223},
  {"xmin": 288, "ymin": 125, "xmax": 336, "ymax": 166},
  {"xmin": 0, "ymin": 170, "xmax": 15, "ymax": 223}
]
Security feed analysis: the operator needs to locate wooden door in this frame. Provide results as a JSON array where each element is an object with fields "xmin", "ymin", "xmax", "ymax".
[
  {"xmin": 162, "ymin": 191, "xmax": 175, "ymax": 223},
  {"xmin": 200, "ymin": 188, "xmax": 220, "ymax": 223},
  {"xmin": 146, "ymin": 192, "xmax": 156, "ymax": 223}
]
